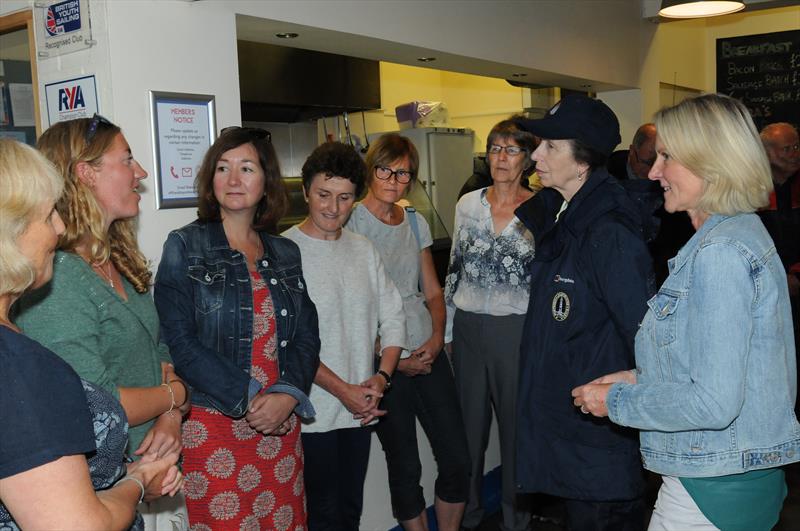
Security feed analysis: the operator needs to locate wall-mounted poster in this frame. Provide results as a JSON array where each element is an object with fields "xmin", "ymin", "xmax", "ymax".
[
  {"xmin": 150, "ymin": 91, "xmax": 216, "ymax": 209},
  {"xmin": 35, "ymin": 0, "xmax": 94, "ymax": 58},
  {"xmin": 44, "ymin": 75, "xmax": 99, "ymax": 125}
]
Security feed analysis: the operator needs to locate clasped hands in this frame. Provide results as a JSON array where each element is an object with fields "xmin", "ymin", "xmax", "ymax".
[
  {"xmin": 246, "ymin": 392, "xmax": 299, "ymax": 436},
  {"xmin": 570, "ymin": 369, "xmax": 637, "ymax": 417}
]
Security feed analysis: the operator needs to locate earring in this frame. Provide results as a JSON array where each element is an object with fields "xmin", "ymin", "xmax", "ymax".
[{"xmin": 577, "ymin": 171, "xmax": 584, "ymax": 182}]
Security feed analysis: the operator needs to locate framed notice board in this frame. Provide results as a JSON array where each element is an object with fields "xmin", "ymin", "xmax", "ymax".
[{"xmin": 716, "ymin": 29, "xmax": 799, "ymax": 131}]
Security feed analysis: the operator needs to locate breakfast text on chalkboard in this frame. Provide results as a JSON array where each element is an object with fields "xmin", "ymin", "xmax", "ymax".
[{"xmin": 716, "ymin": 30, "xmax": 799, "ymax": 131}]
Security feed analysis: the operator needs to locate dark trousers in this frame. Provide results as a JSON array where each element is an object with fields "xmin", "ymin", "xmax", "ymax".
[
  {"xmin": 563, "ymin": 498, "xmax": 646, "ymax": 531},
  {"xmin": 302, "ymin": 427, "xmax": 371, "ymax": 531},
  {"xmin": 375, "ymin": 353, "xmax": 471, "ymax": 521},
  {"xmin": 453, "ymin": 310, "xmax": 530, "ymax": 531}
]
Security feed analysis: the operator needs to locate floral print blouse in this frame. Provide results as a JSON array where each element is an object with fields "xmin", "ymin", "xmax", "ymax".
[{"xmin": 444, "ymin": 187, "xmax": 535, "ymax": 342}]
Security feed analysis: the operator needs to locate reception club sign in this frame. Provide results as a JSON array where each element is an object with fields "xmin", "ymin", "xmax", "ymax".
[{"xmin": 35, "ymin": 0, "xmax": 94, "ymax": 58}]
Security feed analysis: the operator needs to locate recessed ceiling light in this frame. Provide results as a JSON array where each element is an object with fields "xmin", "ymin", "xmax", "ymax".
[
  {"xmin": 511, "ymin": 73, "xmax": 527, "ymax": 78},
  {"xmin": 580, "ymin": 84, "xmax": 593, "ymax": 89},
  {"xmin": 417, "ymin": 57, "xmax": 436, "ymax": 62},
  {"xmin": 275, "ymin": 32, "xmax": 299, "ymax": 39}
]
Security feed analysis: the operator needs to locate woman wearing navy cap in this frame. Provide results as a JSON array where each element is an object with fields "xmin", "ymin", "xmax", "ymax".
[{"xmin": 514, "ymin": 95, "xmax": 654, "ymax": 530}]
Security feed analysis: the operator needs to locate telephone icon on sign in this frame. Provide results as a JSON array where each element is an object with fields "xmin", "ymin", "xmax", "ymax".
[{"xmin": 170, "ymin": 166, "xmax": 179, "ymax": 179}]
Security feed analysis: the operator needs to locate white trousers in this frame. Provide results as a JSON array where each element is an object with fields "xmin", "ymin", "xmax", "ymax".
[{"xmin": 648, "ymin": 476, "xmax": 719, "ymax": 531}]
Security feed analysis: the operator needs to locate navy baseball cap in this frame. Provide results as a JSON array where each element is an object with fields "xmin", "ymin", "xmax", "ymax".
[{"xmin": 515, "ymin": 95, "xmax": 621, "ymax": 157}]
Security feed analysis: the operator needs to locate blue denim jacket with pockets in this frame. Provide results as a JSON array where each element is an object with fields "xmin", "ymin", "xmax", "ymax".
[
  {"xmin": 608, "ymin": 213, "xmax": 800, "ymax": 477},
  {"xmin": 154, "ymin": 220, "xmax": 320, "ymax": 419}
]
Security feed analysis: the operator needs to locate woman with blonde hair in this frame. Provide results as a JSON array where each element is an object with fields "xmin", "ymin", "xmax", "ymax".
[
  {"xmin": 573, "ymin": 93, "xmax": 800, "ymax": 530},
  {"xmin": 15, "ymin": 115, "xmax": 190, "ymax": 528},
  {"xmin": 0, "ymin": 139, "xmax": 182, "ymax": 530}
]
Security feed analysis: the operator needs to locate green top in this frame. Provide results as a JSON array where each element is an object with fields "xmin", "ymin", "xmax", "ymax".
[
  {"xmin": 15, "ymin": 251, "xmax": 171, "ymax": 455},
  {"xmin": 680, "ymin": 468, "xmax": 787, "ymax": 531}
]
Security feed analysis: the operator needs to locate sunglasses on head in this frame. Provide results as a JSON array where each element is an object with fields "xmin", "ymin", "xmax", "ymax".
[
  {"xmin": 85, "ymin": 113, "xmax": 116, "ymax": 143},
  {"xmin": 220, "ymin": 126, "xmax": 271, "ymax": 143}
]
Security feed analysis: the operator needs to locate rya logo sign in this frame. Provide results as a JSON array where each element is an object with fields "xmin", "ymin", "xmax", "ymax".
[{"xmin": 58, "ymin": 86, "xmax": 86, "ymax": 111}]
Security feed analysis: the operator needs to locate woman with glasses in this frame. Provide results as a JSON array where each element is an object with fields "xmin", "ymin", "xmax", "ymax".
[
  {"xmin": 346, "ymin": 133, "xmax": 470, "ymax": 531},
  {"xmin": 153, "ymin": 127, "xmax": 320, "ymax": 529},
  {"xmin": 15, "ymin": 116, "xmax": 191, "ymax": 529},
  {"xmin": 1, "ymin": 139, "xmax": 182, "ymax": 530},
  {"xmin": 443, "ymin": 119, "xmax": 538, "ymax": 531}
]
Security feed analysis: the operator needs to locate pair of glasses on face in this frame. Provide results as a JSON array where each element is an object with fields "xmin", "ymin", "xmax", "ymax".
[
  {"xmin": 85, "ymin": 113, "xmax": 115, "ymax": 143},
  {"xmin": 779, "ymin": 143, "xmax": 800, "ymax": 154},
  {"xmin": 488, "ymin": 144, "xmax": 526, "ymax": 156},
  {"xmin": 631, "ymin": 148, "xmax": 656, "ymax": 168},
  {"xmin": 374, "ymin": 165, "xmax": 413, "ymax": 184},
  {"xmin": 220, "ymin": 126, "xmax": 271, "ymax": 143}
]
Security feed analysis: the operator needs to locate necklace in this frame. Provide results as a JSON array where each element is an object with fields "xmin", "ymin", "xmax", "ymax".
[{"xmin": 94, "ymin": 261, "xmax": 115, "ymax": 288}]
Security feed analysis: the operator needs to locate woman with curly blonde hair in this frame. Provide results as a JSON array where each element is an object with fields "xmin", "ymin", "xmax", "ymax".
[{"xmin": 15, "ymin": 115, "xmax": 190, "ymax": 529}]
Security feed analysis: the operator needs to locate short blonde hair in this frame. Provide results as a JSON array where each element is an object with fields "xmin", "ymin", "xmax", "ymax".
[
  {"xmin": 654, "ymin": 94, "xmax": 771, "ymax": 215},
  {"xmin": 0, "ymin": 139, "xmax": 64, "ymax": 296}
]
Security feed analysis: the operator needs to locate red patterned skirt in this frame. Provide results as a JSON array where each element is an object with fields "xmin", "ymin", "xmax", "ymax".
[{"xmin": 181, "ymin": 273, "xmax": 305, "ymax": 530}]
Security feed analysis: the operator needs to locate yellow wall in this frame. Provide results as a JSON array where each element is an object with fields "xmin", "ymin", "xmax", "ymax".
[
  {"xmin": 641, "ymin": 5, "xmax": 799, "ymax": 121},
  {"xmin": 373, "ymin": 62, "xmax": 525, "ymax": 151}
]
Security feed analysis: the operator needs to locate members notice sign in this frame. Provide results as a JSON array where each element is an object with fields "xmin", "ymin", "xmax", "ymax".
[{"xmin": 35, "ymin": 0, "xmax": 93, "ymax": 58}]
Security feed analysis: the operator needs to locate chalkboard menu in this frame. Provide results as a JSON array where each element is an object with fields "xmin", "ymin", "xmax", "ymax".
[{"xmin": 716, "ymin": 29, "xmax": 799, "ymax": 131}]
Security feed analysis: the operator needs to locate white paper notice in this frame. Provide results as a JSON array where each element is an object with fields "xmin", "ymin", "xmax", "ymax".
[
  {"xmin": 156, "ymin": 99, "xmax": 211, "ymax": 201},
  {"xmin": 8, "ymin": 83, "xmax": 35, "ymax": 127}
]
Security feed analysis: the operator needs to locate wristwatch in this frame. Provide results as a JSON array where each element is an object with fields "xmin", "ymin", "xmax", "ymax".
[{"xmin": 377, "ymin": 369, "xmax": 392, "ymax": 390}]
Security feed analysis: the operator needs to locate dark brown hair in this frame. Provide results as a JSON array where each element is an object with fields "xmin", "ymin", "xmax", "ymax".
[{"xmin": 196, "ymin": 128, "xmax": 287, "ymax": 234}]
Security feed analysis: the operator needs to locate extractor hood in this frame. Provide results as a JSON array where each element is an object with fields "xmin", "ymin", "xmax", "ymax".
[{"xmin": 238, "ymin": 41, "xmax": 381, "ymax": 123}]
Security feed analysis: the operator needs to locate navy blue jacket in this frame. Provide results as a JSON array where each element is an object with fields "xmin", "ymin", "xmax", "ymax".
[
  {"xmin": 154, "ymin": 220, "xmax": 320, "ymax": 419},
  {"xmin": 514, "ymin": 169, "xmax": 654, "ymax": 501}
]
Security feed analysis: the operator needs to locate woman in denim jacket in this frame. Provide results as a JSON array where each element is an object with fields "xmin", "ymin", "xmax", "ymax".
[
  {"xmin": 573, "ymin": 94, "xmax": 800, "ymax": 531},
  {"xmin": 154, "ymin": 127, "xmax": 320, "ymax": 528}
]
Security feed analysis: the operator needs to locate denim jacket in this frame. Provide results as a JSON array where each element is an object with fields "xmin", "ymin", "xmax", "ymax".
[
  {"xmin": 608, "ymin": 213, "xmax": 800, "ymax": 477},
  {"xmin": 154, "ymin": 220, "xmax": 320, "ymax": 418}
]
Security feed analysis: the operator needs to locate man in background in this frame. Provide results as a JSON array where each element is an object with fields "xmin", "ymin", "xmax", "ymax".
[
  {"xmin": 606, "ymin": 123, "xmax": 656, "ymax": 181},
  {"xmin": 758, "ymin": 122, "xmax": 800, "ymax": 384}
]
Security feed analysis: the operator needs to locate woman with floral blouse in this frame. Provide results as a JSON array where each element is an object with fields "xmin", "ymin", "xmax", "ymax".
[{"xmin": 444, "ymin": 119, "xmax": 539, "ymax": 531}]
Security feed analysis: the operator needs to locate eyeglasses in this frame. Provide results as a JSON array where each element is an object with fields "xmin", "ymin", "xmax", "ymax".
[
  {"xmin": 631, "ymin": 148, "xmax": 656, "ymax": 168},
  {"xmin": 85, "ymin": 113, "xmax": 115, "ymax": 143},
  {"xmin": 779, "ymin": 143, "xmax": 800, "ymax": 154},
  {"xmin": 220, "ymin": 126, "xmax": 271, "ymax": 143},
  {"xmin": 488, "ymin": 144, "xmax": 525, "ymax": 156},
  {"xmin": 374, "ymin": 165, "xmax": 413, "ymax": 184}
]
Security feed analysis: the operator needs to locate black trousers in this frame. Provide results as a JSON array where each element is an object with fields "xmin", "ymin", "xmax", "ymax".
[
  {"xmin": 302, "ymin": 427, "xmax": 372, "ymax": 531},
  {"xmin": 374, "ymin": 353, "xmax": 470, "ymax": 521}
]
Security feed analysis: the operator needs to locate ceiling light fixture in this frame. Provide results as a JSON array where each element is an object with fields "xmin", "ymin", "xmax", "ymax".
[
  {"xmin": 417, "ymin": 57, "xmax": 436, "ymax": 62},
  {"xmin": 659, "ymin": 0, "xmax": 744, "ymax": 19},
  {"xmin": 275, "ymin": 32, "xmax": 299, "ymax": 39},
  {"xmin": 511, "ymin": 73, "xmax": 527, "ymax": 78}
]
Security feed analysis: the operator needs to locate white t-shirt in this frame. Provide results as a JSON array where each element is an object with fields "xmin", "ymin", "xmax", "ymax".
[
  {"xmin": 346, "ymin": 203, "xmax": 433, "ymax": 354},
  {"xmin": 282, "ymin": 226, "xmax": 407, "ymax": 433}
]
